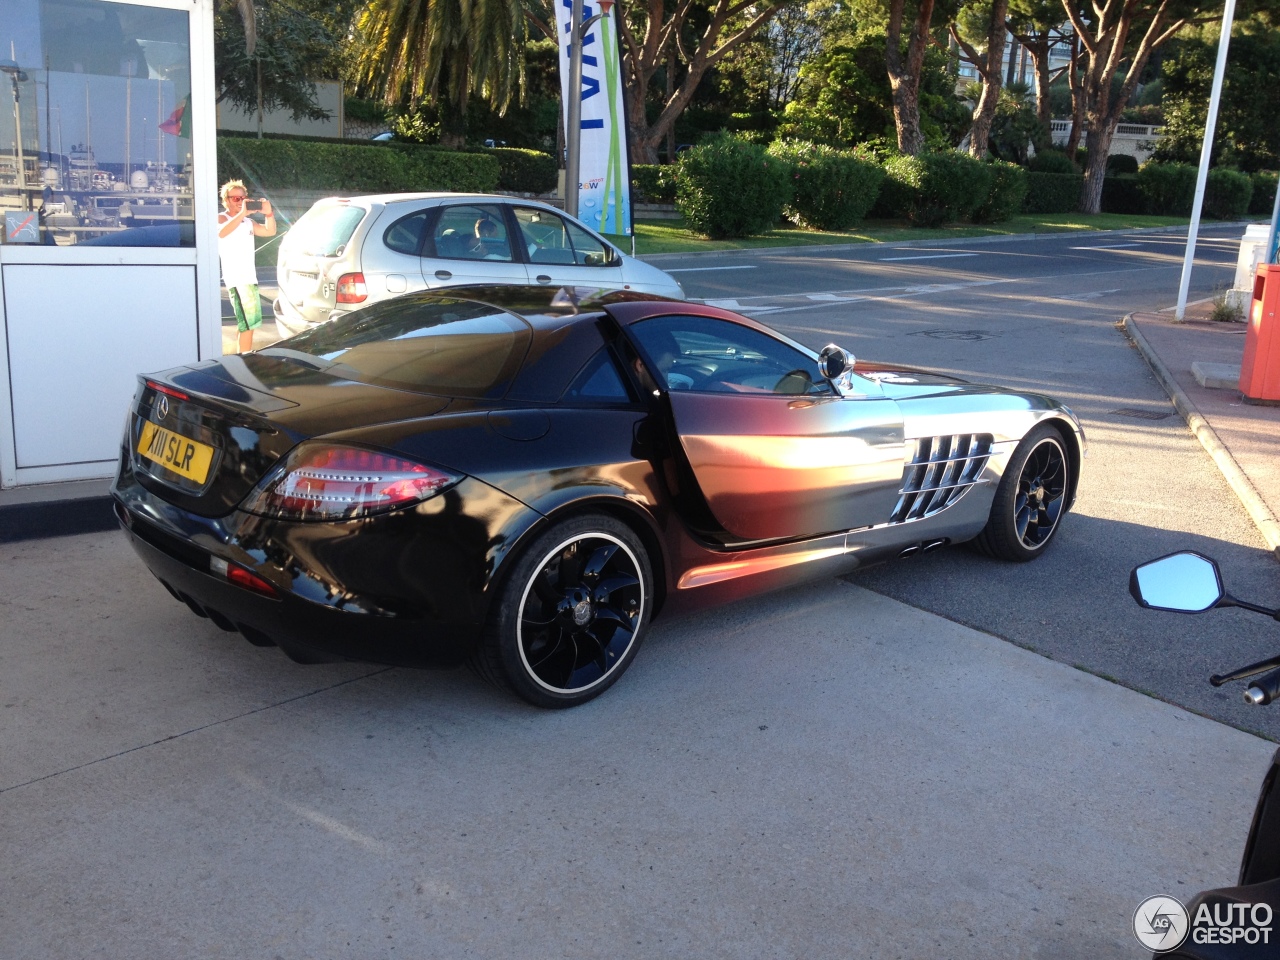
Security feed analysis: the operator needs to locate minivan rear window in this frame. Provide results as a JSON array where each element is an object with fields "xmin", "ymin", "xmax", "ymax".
[
  {"xmin": 289, "ymin": 205, "xmax": 367, "ymax": 256},
  {"xmin": 267, "ymin": 298, "xmax": 531, "ymax": 399}
]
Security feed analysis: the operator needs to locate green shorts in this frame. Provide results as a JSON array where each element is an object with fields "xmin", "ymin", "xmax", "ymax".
[{"xmin": 228, "ymin": 285, "xmax": 263, "ymax": 333}]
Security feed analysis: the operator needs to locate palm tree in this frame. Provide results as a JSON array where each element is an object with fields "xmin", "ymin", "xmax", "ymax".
[{"xmin": 352, "ymin": 0, "xmax": 528, "ymax": 147}]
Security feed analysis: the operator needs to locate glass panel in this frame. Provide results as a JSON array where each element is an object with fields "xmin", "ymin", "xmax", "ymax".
[
  {"xmin": 1, "ymin": 0, "xmax": 194, "ymax": 247},
  {"xmin": 631, "ymin": 316, "xmax": 833, "ymax": 396},
  {"xmin": 563, "ymin": 347, "xmax": 630, "ymax": 402},
  {"xmin": 429, "ymin": 203, "xmax": 513, "ymax": 262},
  {"xmin": 562, "ymin": 217, "xmax": 612, "ymax": 266},
  {"xmin": 266, "ymin": 298, "xmax": 531, "ymax": 399},
  {"xmin": 514, "ymin": 206, "xmax": 576, "ymax": 265},
  {"xmin": 1133, "ymin": 553, "xmax": 1223, "ymax": 613},
  {"xmin": 290, "ymin": 204, "xmax": 365, "ymax": 256},
  {"xmin": 382, "ymin": 209, "xmax": 427, "ymax": 256}
]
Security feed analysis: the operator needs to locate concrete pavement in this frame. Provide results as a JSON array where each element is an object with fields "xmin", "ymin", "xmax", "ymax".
[
  {"xmin": 1125, "ymin": 305, "xmax": 1280, "ymax": 559},
  {"xmin": 1, "ymin": 529, "xmax": 1273, "ymax": 959}
]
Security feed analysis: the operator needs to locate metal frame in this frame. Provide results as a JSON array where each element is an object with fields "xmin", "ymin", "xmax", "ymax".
[{"xmin": 0, "ymin": 0, "xmax": 219, "ymax": 488}]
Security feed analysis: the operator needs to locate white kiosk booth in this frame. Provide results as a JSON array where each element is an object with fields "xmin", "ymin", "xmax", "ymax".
[{"xmin": 0, "ymin": 0, "xmax": 219, "ymax": 490}]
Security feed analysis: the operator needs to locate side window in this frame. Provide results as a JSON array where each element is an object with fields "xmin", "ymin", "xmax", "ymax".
[
  {"xmin": 563, "ymin": 348, "xmax": 633, "ymax": 403},
  {"xmin": 514, "ymin": 207, "xmax": 575, "ymax": 265},
  {"xmin": 562, "ymin": 219, "xmax": 614, "ymax": 266},
  {"xmin": 384, "ymin": 211, "xmax": 430, "ymax": 255},
  {"xmin": 630, "ymin": 316, "xmax": 833, "ymax": 396},
  {"xmin": 429, "ymin": 204, "xmax": 514, "ymax": 262}
]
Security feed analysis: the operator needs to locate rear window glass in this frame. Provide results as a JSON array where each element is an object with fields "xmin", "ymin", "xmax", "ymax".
[
  {"xmin": 268, "ymin": 298, "xmax": 531, "ymax": 399},
  {"xmin": 289, "ymin": 205, "xmax": 366, "ymax": 256}
]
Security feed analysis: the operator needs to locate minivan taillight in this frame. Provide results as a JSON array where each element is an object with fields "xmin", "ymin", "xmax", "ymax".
[
  {"xmin": 241, "ymin": 444, "xmax": 461, "ymax": 521},
  {"xmin": 335, "ymin": 272, "xmax": 367, "ymax": 303}
]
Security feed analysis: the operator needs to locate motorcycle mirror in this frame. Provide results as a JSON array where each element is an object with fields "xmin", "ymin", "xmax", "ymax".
[
  {"xmin": 1129, "ymin": 551, "xmax": 1225, "ymax": 613},
  {"xmin": 818, "ymin": 344, "xmax": 854, "ymax": 381}
]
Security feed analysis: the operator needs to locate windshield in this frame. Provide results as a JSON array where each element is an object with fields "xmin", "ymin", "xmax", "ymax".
[
  {"xmin": 266, "ymin": 298, "xmax": 531, "ymax": 399},
  {"xmin": 288, "ymin": 204, "xmax": 366, "ymax": 257}
]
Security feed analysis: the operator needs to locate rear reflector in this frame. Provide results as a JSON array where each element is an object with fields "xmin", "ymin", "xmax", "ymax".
[
  {"xmin": 241, "ymin": 444, "xmax": 461, "ymax": 521},
  {"xmin": 210, "ymin": 555, "xmax": 279, "ymax": 598},
  {"xmin": 335, "ymin": 272, "xmax": 367, "ymax": 303}
]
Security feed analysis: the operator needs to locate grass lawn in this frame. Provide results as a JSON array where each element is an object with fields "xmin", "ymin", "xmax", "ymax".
[
  {"xmin": 255, "ymin": 210, "xmax": 1206, "ymax": 267},
  {"xmin": 603, "ymin": 212, "xmax": 1199, "ymax": 256}
]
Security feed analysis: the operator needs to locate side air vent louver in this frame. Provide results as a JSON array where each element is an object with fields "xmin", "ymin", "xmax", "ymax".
[{"xmin": 890, "ymin": 434, "xmax": 993, "ymax": 523}]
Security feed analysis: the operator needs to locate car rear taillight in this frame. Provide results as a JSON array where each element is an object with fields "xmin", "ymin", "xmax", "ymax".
[
  {"xmin": 146, "ymin": 379, "xmax": 190, "ymax": 401},
  {"xmin": 241, "ymin": 444, "xmax": 461, "ymax": 521},
  {"xmin": 335, "ymin": 272, "xmax": 367, "ymax": 303}
]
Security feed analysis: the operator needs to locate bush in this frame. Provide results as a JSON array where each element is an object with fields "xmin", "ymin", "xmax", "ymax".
[
  {"xmin": 218, "ymin": 137, "xmax": 500, "ymax": 194},
  {"xmin": 1027, "ymin": 149, "xmax": 1076, "ymax": 174},
  {"xmin": 875, "ymin": 151, "xmax": 993, "ymax": 226},
  {"xmin": 1204, "ymin": 168, "xmax": 1253, "ymax": 219},
  {"xmin": 767, "ymin": 140, "xmax": 885, "ymax": 230},
  {"xmin": 484, "ymin": 147, "xmax": 557, "ymax": 194},
  {"xmin": 1251, "ymin": 171, "xmax": 1278, "ymax": 215},
  {"xmin": 1023, "ymin": 172, "xmax": 1083, "ymax": 213},
  {"xmin": 674, "ymin": 136, "xmax": 792, "ymax": 238},
  {"xmin": 1136, "ymin": 161, "xmax": 1197, "ymax": 215},
  {"xmin": 1101, "ymin": 174, "xmax": 1145, "ymax": 214},
  {"xmin": 632, "ymin": 164, "xmax": 678, "ymax": 203},
  {"xmin": 1106, "ymin": 153, "xmax": 1140, "ymax": 175},
  {"xmin": 972, "ymin": 160, "xmax": 1028, "ymax": 223}
]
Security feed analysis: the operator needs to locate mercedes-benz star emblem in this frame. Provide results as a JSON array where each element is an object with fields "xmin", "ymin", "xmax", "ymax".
[{"xmin": 156, "ymin": 395, "xmax": 169, "ymax": 419}]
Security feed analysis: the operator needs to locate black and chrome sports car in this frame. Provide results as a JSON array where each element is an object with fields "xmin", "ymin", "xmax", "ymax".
[{"xmin": 112, "ymin": 285, "xmax": 1085, "ymax": 707}]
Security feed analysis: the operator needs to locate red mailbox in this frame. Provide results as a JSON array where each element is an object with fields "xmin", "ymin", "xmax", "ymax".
[{"xmin": 1240, "ymin": 263, "xmax": 1280, "ymax": 403}]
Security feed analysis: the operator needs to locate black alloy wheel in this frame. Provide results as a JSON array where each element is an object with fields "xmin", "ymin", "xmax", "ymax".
[
  {"xmin": 476, "ymin": 514, "xmax": 653, "ymax": 708},
  {"xmin": 972, "ymin": 423, "xmax": 1070, "ymax": 562}
]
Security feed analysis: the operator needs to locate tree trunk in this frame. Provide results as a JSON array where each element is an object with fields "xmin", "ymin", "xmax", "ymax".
[
  {"xmin": 1079, "ymin": 118, "xmax": 1114, "ymax": 213},
  {"xmin": 1064, "ymin": 35, "xmax": 1083, "ymax": 158},
  {"xmin": 438, "ymin": 93, "xmax": 467, "ymax": 149},
  {"xmin": 1028, "ymin": 41, "xmax": 1051, "ymax": 131},
  {"xmin": 256, "ymin": 58, "xmax": 264, "ymax": 140},
  {"xmin": 885, "ymin": 0, "xmax": 936, "ymax": 156},
  {"xmin": 966, "ymin": 0, "xmax": 1008, "ymax": 159}
]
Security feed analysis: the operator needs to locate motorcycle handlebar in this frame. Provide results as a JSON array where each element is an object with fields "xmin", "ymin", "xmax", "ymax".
[{"xmin": 1244, "ymin": 667, "xmax": 1280, "ymax": 706}]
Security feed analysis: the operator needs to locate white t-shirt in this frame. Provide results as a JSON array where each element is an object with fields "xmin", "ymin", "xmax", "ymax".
[{"xmin": 218, "ymin": 215, "xmax": 257, "ymax": 289}]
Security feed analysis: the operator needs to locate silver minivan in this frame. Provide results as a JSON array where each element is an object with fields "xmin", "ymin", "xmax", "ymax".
[{"xmin": 273, "ymin": 193, "xmax": 685, "ymax": 335}]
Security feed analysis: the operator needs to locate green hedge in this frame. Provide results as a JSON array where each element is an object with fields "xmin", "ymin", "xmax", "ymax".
[
  {"xmin": 875, "ymin": 151, "xmax": 993, "ymax": 226},
  {"xmin": 674, "ymin": 136, "xmax": 792, "ymax": 238},
  {"xmin": 483, "ymin": 147, "xmax": 557, "ymax": 194},
  {"xmin": 217, "ymin": 136, "xmax": 500, "ymax": 194},
  {"xmin": 1027, "ymin": 150, "xmax": 1076, "ymax": 174},
  {"xmin": 632, "ymin": 164, "xmax": 678, "ymax": 203},
  {"xmin": 1204, "ymin": 168, "xmax": 1253, "ymax": 220},
  {"xmin": 1136, "ymin": 162, "xmax": 1197, "ymax": 216},
  {"xmin": 766, "ymin": 140, "xmax": 884, "ymax": 230},
  {"xmin": 1106, "ymin": 154, "xmax": 1140, "ymax": 175},
  {"xmin": 972, "ymin": 160, "xmax": 1028, "ymax": 223},
  {"xmin": 1101, "ymin": 174, "xmax": 1144, "ymax": 215},
  {"xmin": 1249, "ymin": 172, "xmax": 1277, "ymax": 216},
  {"xmin": 1024, "ymin": 172, "xmax": 1082, "ymax": 213}
]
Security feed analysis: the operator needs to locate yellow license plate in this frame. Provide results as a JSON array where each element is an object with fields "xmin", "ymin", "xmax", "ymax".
[{"xmin": 137, "ymin": 421, "xmax": 215, "ymax": 484}]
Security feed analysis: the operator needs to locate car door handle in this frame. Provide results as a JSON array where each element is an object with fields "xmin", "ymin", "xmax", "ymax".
[
  {"xmin": 435, "ymin": 269, "xmax": 452, "ymax": 280},
  {"xmin": 536, "ymin": 274, "xmax": 552, "ymax": 283}
]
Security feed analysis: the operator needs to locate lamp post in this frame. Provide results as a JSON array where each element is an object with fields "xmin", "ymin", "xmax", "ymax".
[
  {"xmin": 0, "ymin": 59, "xmax": 30, "ymax": 211},
  {"xmin": 564, "ymin": 0, "xmax": 614, "ymax": 219}
]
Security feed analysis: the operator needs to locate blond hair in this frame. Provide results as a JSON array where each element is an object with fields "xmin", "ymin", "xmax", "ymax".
[{"xmin": 220, "ymin": 179, "xmax": 247, "ymax": 204}]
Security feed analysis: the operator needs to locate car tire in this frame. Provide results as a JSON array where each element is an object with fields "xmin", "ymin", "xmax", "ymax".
[
  {"xmin": 971, "ymin": 423, "xmax": 1070, "ymax": 562},
  {"xmin": 473, "ymin": 513, "xmax": 653, "ymax": 708}
]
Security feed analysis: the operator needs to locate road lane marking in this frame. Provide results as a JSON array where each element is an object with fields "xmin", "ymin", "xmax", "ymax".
[
  {"xmin": 665, "ymin": 265, "xmax": 759, "ymax": 273},
  {"xmin": 1070, "ymin": 243, "xmax": 1143, "ymax": 250},
  {"xmin": 878, "ymin": 253, "xmax": 980, "ymax": 261}
]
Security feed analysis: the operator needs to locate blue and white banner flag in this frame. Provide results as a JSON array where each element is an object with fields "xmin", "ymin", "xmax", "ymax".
[{"xmin": 555, "ymin": 0, "xmax": 632, "ymax": 236}]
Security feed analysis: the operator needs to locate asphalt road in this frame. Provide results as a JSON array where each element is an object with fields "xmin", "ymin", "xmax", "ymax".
[{"xmin": 653, "ymin": 225, "xmax": 1280, "ymax": 739}]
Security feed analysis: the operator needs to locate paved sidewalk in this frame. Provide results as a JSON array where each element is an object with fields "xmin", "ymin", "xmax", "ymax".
[{"xmin": 1125, "ymin": 304, "xmax": 1280, "ymax": 559}]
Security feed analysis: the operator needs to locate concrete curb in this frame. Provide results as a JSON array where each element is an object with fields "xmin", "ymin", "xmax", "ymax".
[
  {"xmin": 1122, "ymin": 313, "xmax": 1280, "ymax": 561},
  {"xmin": 638, "ymin": 220, "xmax": 1259, "ymax": 264}
]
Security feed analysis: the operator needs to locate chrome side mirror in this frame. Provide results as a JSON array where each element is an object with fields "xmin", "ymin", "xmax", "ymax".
[
  {"xmin": 1129, "ymin": 551, "xmax": 1224, "ymax": 613},
  {"xmin": 818, "ymin": 344, "xmax": 854, "ymax": 380}
]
